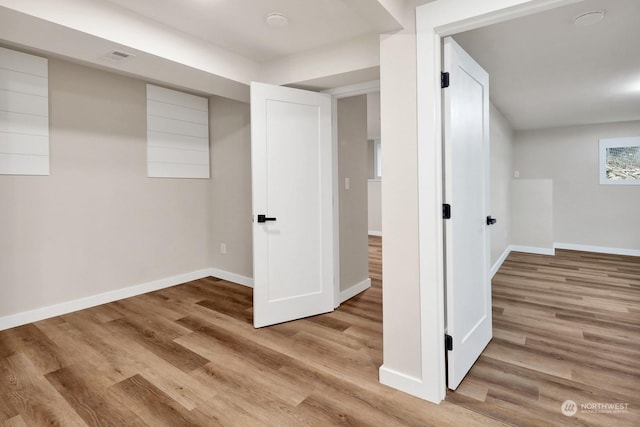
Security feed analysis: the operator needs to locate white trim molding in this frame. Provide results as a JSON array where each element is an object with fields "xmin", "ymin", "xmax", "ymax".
[
  {"xmin": 323, "ymin": 80, "xmax": 380, "ymax": 98},
  {"xmin": 490, "ymin": 246, "xmax": 512, "ymax": 278},
  {"xmin": 489, "ymin": 242, "xmax": 639, "ymax": 280},
  {"xmin": 208, "ymin": 268, "xmax": 254, "ymax": 288},
  {"xmin": 368, "ymin": 230, "xmax": 383, "ymax": 237},
  {"xmin": 0, "ymin": 267, "xmax": 256, "ymax": 331},
  {"xmin": 554, "ymin": 243, "xmax": 640, "ymax": 257},
  {"xmin": 379, "ymin": 366, "xmax": 438, "ymax": 402},
  {"xmin": 340, "ymin": 278, "xmax": 371, "ymax": 303},
  {"xmin": 510, "ymin": 245, "xmax": 555, "ymax": 256},
  {"xmin": 0, "ymin": 268, "xmax": 212, "ymax": 331}
]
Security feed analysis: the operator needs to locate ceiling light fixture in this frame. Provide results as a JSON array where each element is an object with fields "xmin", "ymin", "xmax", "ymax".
[
  {"xmin": 574, "ymin": 10, "xmax": 605, "ymax": 26},
  {"xmin": 266, "ymin": 12, "xmax": 288, "ymax": 28}
]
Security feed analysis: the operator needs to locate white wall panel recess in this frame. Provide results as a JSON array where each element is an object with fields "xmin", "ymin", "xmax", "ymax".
[
  {"xmin": 146, "ymin": 84, "xmax": 209, "ymax": 178},
  {"xmin": 0, "ymin": 47, "xmax": 49, "ymax": 175}
]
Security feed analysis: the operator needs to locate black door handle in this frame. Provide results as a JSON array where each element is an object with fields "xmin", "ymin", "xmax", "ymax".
[
  {"xmin": 486, "ymin": 216, "xmax": 497, "ymax": 226},
  {"xmin": 257, "ymin": 214, "xmax": 277, "ymax": 223}
]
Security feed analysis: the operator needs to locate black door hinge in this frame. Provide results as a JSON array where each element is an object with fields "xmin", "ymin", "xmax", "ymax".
[
  {"xmin": 443, "ymin": 204, "xmax": 451, "ymax": 219},
  {"xmin": 445, "ymin": 334, "xmax": 453, "ymax": 351},
  {"xmin": 441, "ymin": 72, "xmax": 450, "ymax": 88}
]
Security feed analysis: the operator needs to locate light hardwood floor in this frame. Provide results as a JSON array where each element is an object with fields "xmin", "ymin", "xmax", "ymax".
[
  {"xmin": 0, "ymin": 237, "xmax": 638, "ymax": 426},
  {"xmin": 450, "ymin": 248, "xmax": 640, "ymax": 426}
]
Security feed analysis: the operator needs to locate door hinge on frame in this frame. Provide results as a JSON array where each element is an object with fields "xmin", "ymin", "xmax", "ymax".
[
  {"xmin": 441, "ymin": 72, "xmax": 450, "ymax": 88},
  {"xmin": 445, "ymin": 334, "xmax": 453, "ymax": 351},
  {"xmin": 443, "ymin": 204, "xmax": 451, "ymax": 219}
]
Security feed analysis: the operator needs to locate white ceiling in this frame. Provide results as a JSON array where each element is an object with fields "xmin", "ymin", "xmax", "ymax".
[
  {"xmin": 453, "ymin": 0, "xmax": 640, "ymax": 130},
  {"xmin": 2, "ymin": 0, "xmax": 638, "ymax": 131},
  {"xmin": 0, "ymin": 0, "xmax": 408, "ymax": 100},
  {"xmin": 102, "ymin": 0, "xmax": 396, "ymax": 63}
]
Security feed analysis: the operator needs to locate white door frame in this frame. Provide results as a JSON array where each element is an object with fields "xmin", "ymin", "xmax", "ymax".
[
  {"xmin": 324, "ymin": 80, "xmax": 381, "ymax": 308},
  {"xmin": 415, "ymin": 0, "xmax": 581, "ymax": 403}
]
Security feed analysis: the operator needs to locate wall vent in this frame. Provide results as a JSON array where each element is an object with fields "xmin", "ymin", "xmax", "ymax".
[{"xmin": 99, "ymin": 50, "xmax": 135, "ymax": 63}]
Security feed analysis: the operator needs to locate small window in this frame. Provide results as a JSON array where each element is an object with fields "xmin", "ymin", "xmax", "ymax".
[
  {"xmin": 146, "ymin": 84, "xmax": 209, "ymax": 179},
  {"xmin": 599, "ymin": 137, "xmax": 640, "ymax": 185}
]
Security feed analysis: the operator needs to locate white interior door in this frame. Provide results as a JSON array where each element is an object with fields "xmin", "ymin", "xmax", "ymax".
[
  {"xmin": 443, "ymin": 37, "xmax": 493, "ymax": 390},
  {"xmin": 251, "ymin": 82, "xmax": 334, "ymax": 328}
]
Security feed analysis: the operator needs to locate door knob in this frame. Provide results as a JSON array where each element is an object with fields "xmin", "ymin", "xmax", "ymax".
[
  {"xmin": 257, "ymin": 214, "xmax": 277, "ymax": 223},
  {"xmin": 486, "ymin": 216, "xmax": 497, "ymax": 226}
]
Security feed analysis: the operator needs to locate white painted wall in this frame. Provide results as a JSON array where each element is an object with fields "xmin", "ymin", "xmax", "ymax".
[
  {"xmin": 511, "ymin": 179, "xmax": 554, "ymax": 253},
  {"xmin": 489, "ymin": 104, "xmax": 514, "ymax": 265},
  {"xmin": 366, "ymin": 92, "xmax": 382, "ymax": 236},
  {"xmin": 209, "ymin": 97, "xmax": 253, "ymax": 280},
  {"xmin": 368, "ymin": 180, "xmax": 382, "ymax": 235},
  {"xmin": 0, "ymin": 58, "xmax": 213, "ymax": 320},
  {"xmin": 259, "ymin": 34, "xmax": 380, "ymax": 87},
  {"xmin": 338, "ymin": 95, "xmax": 370, "ymax": 294},
  {"xmin": 367, "ymin": 92, "xmax": 381, "ymax": 140},
  {"xmin": 0, "ymin": 53, "xmax": 260, "ymax": 328},
  {"xmin": 379, "ymin": 24, "xmax": 424, "ymax": 392},
  {"xmin": 367, "ymin": 140, "xmax": 376, "ymax": 179},
  {"xmin": 514, "ymin": 120, "xmax": 640, "ymax": 252}
]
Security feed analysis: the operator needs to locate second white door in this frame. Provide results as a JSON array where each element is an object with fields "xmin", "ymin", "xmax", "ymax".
[{"xmin": 443, "ymin": 37, "xmax": 493, "ymax": 390}]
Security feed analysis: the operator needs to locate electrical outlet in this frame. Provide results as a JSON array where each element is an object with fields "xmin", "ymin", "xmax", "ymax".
[{"xmin": 220, "ymin": 243, "xmax": 227, "ymax": 255}]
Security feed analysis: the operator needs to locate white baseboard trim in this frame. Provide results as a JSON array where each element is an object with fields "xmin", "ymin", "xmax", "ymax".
[
  {"xmin": 379, "ymin": 365, "xmax": 442, "ymax": 404},
  {"xmin": 0, "ymin": 268, "xmax": 213, "ymax": 332},
  {"xmin": 208, "ymin": 268, "xmax": 254, "ymax": 288},
  {"xmin": 490, "ymin": 242, "xmax": 638, "ymax": 279},
  {"xmin": 340, "ymin": 278, "xmax": 371, "ymax": 303},
  {"xmin": 368, "ymin": 230, "xmax": 383, "ymax": 237},
  {"xmin": 490, "ymin": 246, "xmax": 512, "ymax": 278},
  {"xmin": 554, "ymin": 243, "xmax": 640, "ymax": 257},
  {"xmin": 510, "ymin": 245, "xmax": 555, "ymax": 256}
]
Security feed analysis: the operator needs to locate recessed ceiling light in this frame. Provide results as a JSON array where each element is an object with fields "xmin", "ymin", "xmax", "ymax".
[
  {"xmin": 574, "ymin": 10, "xmax": 605, "ymax": 26},
  {"xmin": 266, "ymin": 12, "xmax": 288, "ymax": 28}
]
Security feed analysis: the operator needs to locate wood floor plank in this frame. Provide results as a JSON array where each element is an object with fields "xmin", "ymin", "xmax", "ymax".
[
  {"xmin": 176, "ymin": 333, "xmax": 310, "ymax": 407},
  {"xmin": 0, "ymin": 357, "xmax": 19, "ymax": 422},
  {"xmin": 192, "ymin": 394, "xmax": 267, "ymax": 427},
  {"xmin": 0, "ymin": 354, "xmax": 87, "ymax": 426},
  {"xmin": 105, "ymin": 317, "xmax": 208, "ymax": 373},
  {"xmin": 108, "ymin": 374, "xmax": 217, "ymax": 427},
  {"xmin": 1, "ymin": 415, "xmax": 28, "ymax": 427},
  {"xmin": 0, "ymin": 324, "xmax": 73, "ymax": 375},
  {"xmin": 470, "ymin": 248, "xmax": 640, "ymax": 425},
  {"xmin": 63, "ymin": 309, "xmax": 215, "ymax": 411},
  {"xmin": 175, "ymin": 315, "xmax": 289, "ymax": 372},
  {"xmin": 45, "ymin": 365, "xmax": 147, "ymax": 426},
  {"xmin": 189, "ymin": 363, "xmax": 310, "ymax": 426}
]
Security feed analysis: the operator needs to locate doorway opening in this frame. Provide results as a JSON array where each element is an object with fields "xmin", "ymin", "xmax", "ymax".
[{"xmin": 415, "ymin": 0, "xmax": 583, "ymax": 403}]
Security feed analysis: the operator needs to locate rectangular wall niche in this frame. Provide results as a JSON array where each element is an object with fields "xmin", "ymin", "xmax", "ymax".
[
  {"xmin": 0, "ymin": 47, "xmax": 49, "ymax": 175},
  {"xmin": 146, "ymin": 84, "xmax": 210, "ymax": 178},
  {"xmin": 599, "ymin": 137, "xmax": 640, "ymax": 185}
]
